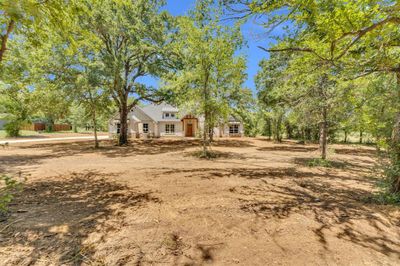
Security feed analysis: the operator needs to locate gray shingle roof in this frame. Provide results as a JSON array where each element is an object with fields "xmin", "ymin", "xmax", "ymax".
[{"xmin": 139, "ymin": 103, "xmax": 181, "ymax": 122}]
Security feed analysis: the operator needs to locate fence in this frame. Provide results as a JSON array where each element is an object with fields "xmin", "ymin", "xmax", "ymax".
[
  {"xmin": 53, "ymin": 124, "xmax": 72, "ymax": 131},
  {"xmin": 20, "ymin": 123, "xmax": 71, "ymax": 132},
  {"xmin": 20, "ymin": 123, "xmax": 46, "ymax": 131}
]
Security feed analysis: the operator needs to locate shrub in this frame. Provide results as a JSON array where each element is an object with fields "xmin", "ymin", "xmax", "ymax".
[
  {"xmin": 375, "ymin": 155, "xmax": 400, "ymax": 204},
  {"xmin": 4, "ymin": 120, "xmax": 23, "ymax": 137},
  {"xmin": 0, "ymin": 174, "xmax": 23, "ymax": 218},
  {"xmin": 307, "ymin": 158, "xmax": 333, "ymax": 168},
  {"xmin": 191, "ymin": 150, "xmax": 218, "ymax": 159}
]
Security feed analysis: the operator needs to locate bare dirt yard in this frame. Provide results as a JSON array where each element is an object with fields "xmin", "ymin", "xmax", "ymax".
[{"xmin": 0, "ymin": 138, "xmax": 399, "ymax": 265}]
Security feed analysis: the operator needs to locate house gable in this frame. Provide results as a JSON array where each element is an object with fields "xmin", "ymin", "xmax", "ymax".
[{"xmin": 130, "ymin": 106, "xmax": 155, "ymax": 122}]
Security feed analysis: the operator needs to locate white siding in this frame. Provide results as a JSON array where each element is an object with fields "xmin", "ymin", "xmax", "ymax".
[{"xmin": 158, "ymin": 122, "xmax": 183, "ymax": 137}]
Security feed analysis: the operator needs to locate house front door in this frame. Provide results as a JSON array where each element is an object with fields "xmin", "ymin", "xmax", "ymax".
[{"xmin": 186, "ymin": 123, "xmax": 193, "ymax": 137}]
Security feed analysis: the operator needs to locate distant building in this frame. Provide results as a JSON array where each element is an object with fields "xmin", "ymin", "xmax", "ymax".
[{"xmin": 0, "ymin": 119, "xmax": 6, "ymax": 130}]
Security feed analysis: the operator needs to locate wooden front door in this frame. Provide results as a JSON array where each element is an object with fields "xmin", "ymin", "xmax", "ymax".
[{"xmin": 186, "ymin": 123, "xmax": 193, "ymax": 137}]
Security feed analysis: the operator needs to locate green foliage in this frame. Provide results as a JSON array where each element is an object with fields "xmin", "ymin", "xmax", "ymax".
[
  {"xmin": 0, "ymin": 174, "xmax": 23, "ymax": 217},
  {"xmin": 374, "ymin": 158, "xmax": 400, "ymax": 204},
  {"xmin": 164, "ymin": 1, "xmax": 247, "ymax": 151},
  {"xmin": 76, "ymin": 0, "xmax": 176, "ymax": 145},
  {"xmin": 0, "ymin": 86, "xmax": 34, "ymax": 138},
  {"xmin": 306, "ymin": 158, "xmax": 333, "ymax": 168},
  {"xmin": 191, "ymin": 150, "xmax": 219, "ymax": 159}
]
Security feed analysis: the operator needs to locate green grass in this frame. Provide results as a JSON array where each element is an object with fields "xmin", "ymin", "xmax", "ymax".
[{"xmin": 0, "ymin": 130, "xmax": 39, "ymax": 139}]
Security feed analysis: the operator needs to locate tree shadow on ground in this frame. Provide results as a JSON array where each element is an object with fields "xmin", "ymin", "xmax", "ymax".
[
  {"xmin": 294, "ymin": 157, "xmax": 350, "ymax": 169},
  {"xmin": 156, "ymin": 166, "xmax": 377, "ymax": 184},
  {"xmin": 257, "ymin": 145, "xmax": 319, "ymax": 153},
  {"xmin": 14, "ymin": 138, "xmax": 252, "ymax": 158},
  {"xmin": 157, "ymin": 167, "xmax": 301, "ymax": 181},
  {"xmin": 231, "ymin": 177, "xmax": 400, "ymax": 258},
  {"xmin": 334, "ymin": 148, "xmax": 379, "ymax": 157},
  {"xmin": 183, "ymin": 150, "xmax": 248, "ymax": 161},
  {"xmin": 0, "ymin": 171, "xmax": 160, "ymax": 265},
  {"xmin": 294, "ymin": 157, "xmax": 377, "ymax": 178},
  {"xmin": 1, "ymin": 139, "xmax": 254, "ymax": 173}
]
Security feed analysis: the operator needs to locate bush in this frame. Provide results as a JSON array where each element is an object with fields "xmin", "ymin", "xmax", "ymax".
[
  {"xmin": 4, "ymin": 121, "xmax": 22, "ymax": 137},
  {"xmin": 307, "ymin": 158, "xmax": 333, "ymax": 168},
  {"xmin": 191, "ymin": 150, "xmax": 218, "ymax": 159},
  {"xmin": 375, "ymin": 156, "xmax": 400, "ymax": 204},
  {"xmin": 0, "ymin": 174, "xmax": 23, "ymax": 219}
]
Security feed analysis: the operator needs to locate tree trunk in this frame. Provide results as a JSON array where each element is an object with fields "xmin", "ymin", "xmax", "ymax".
[
  {"xmin": 391, "ymin": 72, "xmax": 400, "ymax": 193},
  {"xmin": 119, "ymin": 103, "xmax": 129, "ymax": 146},
  {"xmin": 203, "ymin": 117, "xmax": 208, "ymax": 154},
  {"xmin": 266, "ymin": 118, "xmax": 272, "ymax": 140},
  {"xmin": 208, "ymin": 121, "xmax": 214, "ymax": 142},
  {"xmin": 202, "ymin": 68, "xmax": 210, "ymax": 155},
  {"xmin": 319, "ymin": 107, "xmax": 328, "ymax": 160},
  {"xmin": 46, "ymin": 118, "xmax": 54, "ymax": 132},
  {"xmin": 0, "ymin": 19, "xmax": 15, "ymax": 63},
  {"xmin": 92, "ymin": 110, "xmax": 99, "ymax": 149},
  {"xmin": 286, "ymin": 123, "xmax": 293, "ymax": 139},
  {"xmin": 344, "ymin": 130, "xmax": 348, "ymax": 143},
  {"xmin": 359, "ymin": 130, "xmax": 363, "ymax": 144}
]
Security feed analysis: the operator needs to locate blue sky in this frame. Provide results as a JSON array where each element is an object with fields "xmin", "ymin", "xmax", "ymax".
[{"xmin": 138, "ymin": 0, "xmax": 281, "ymax": 95}]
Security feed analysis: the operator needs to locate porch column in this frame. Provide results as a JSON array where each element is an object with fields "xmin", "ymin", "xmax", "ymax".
[{"xmin": 154, "ymin": 122, "xmax": 159, "ymax": 137}]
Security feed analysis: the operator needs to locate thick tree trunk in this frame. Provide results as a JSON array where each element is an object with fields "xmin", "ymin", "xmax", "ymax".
[
  {"xmin": 119, "ymin": 104, "xmax": 129, "ymax": 146},
  {"xmin": 92, "ymin": 110, "xmax": 99, "ymax": 149},
  {"xmin": 319, "ymin": 108, "xmax": 328, "ymax": 160}
]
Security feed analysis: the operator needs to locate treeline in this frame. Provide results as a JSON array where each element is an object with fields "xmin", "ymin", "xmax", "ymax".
[
  {"xmin": 222, "ymin": 0, "xmax": 400, "ymax": 196},
  {"xmin": 0, "ymin": 0, "xmax": 251, "ymax": 152}
]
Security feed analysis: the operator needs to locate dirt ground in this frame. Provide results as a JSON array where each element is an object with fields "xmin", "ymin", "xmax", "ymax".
[
  {"xmin": 0, "ymin": 138, "xmax": 399, "ymax": 265},
  {"xmin": 1, "ymin": 132, "xmax": 109, "ymax": 141}
]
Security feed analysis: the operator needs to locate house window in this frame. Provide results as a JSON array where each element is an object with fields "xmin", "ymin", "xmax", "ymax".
[
  {"xmin": 143, "ymin": 123, "xmax": 149, "ymax": 133},
  {"xmin": 229, "ymin": 125, "xmax": 239, "ymax": 134},
  {"xmin": 165, "ymin": 124, "xmax": 175, "ymax": 134},
  {"xmin": 170, "ymin": 113, "xmax": 175, "ymax": 118},
  {"xmin": 116, "ymin": 123, "xmax": 121, "ymax": 134},
  {"xmin": 165, "ymin": 113, "xmax": 170, "ymax": 118}
]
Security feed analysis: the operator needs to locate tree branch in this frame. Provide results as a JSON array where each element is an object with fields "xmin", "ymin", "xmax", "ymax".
[
  {"xmin": 260, "ymin": 46, "xmax": 328, "ymax": 62},
  {"xmin": 0, "ymin": 19, "xmax": 15, "ymax": 62}
]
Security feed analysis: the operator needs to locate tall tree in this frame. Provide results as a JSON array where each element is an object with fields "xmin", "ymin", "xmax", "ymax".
[
  {"xmin": 223, "ymin": 0, "xmax": 400, "ymax": 191},
  {"xmin": 0, "ymin": 36, "xmax": 37, "ymax": 136},
  {"xmin": 79, "ymin": 0, "xmax": 177, "ymax": 145},
  {"xmin": 73, "ymin": 53, "xmax": 112, "ymax": 148},
  {"xmin": 164, "ymin": 0, "xmax": 246, "ymax": 156}
]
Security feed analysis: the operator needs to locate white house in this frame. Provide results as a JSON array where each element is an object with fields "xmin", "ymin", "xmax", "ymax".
[{"xmin": 109, "ymin": 103, "xmax": 244, "ymax": 138}]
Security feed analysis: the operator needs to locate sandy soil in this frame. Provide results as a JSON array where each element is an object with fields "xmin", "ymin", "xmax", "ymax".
[
  {"xmin": 0, "ymin": 138, "xmax": 399, "ymax": 265},
  {"xmin": 1, "ymin": 132, "xmax": 108, "ymax": 141}
]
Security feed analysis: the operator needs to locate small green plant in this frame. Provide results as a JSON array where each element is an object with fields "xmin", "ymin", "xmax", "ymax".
[
  {"xmin": 191, "ymin": 150, "xmax": 218, "ymax": 159},
  {"xmin": 305, "ymin": 158, "xmax": 347, "ymax": 169},
  {"xmin": 307, "ymin": 158, "xmax": 333, "ymax": 168},
  {"xmin": 0, "ymin": 174, "xmax": 23, "ymax": 217},
  {"xmin": 374, "ymin": 155, "xmax": 400, "ymax": 205}
]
